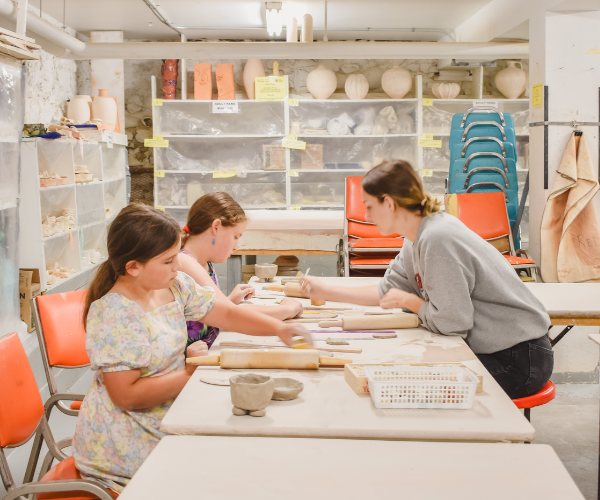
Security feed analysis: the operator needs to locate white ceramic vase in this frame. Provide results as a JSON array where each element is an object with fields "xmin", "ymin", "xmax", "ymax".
[
  {"xmin": 91, "ymin": 89, "xmax": 118, "ymax": 132},
  {"xmin": 432, "ymin": 82, "xmax": 461, "ymax": 99},
  {"xmin": 67, "ymin": 96, "xmax": 91, "ymax": 123},
  {"xmin": 301, "ymin": 14, "xmax": 313, "ymax": 42},
  {"xmin": 307, "ymin": 65, "xmax": 337, "ymax": 100},
  {"xmin": 495, "ymin": 61, "xmax": 526, "ymax": 99},
  {"xmin": 243, "ymin": 59, "xmax": 265, "ymax": 99},
  {"xmin": 345, "ymin": 74, "xmax": 369, "ymax": 100},
  {"xmin": 381, "ymin": 66, "xmax": 412, "ymax": 99},
  {"xmin": 286, "ymin": 17, "xmax": 298, "ymax": 42}
]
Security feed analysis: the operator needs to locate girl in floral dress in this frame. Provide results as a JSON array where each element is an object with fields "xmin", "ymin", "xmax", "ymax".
[
  {"xmin": 179, "ymin": 192, "xmax": 304, "ymax": 350},
  {"xmin": 73, "ymin": 205, "xmax": 312, "ymax": 494}
]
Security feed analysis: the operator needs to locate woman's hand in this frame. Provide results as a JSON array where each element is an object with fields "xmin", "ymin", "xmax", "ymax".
[
  {"xmin": 185, "ymin": 340, "xmax": 209, "ymax": 374},
  {"xmin": 280, "ymin": 298, "xmax": 304, "ymax": 319},
  {"xmin": 380, "ymin": 289, "xmax": 424, "ymax": 314},
  {"xmin": 228, "ymin": 284, "xmax": 255, "ymax": 304},
  {"xmin": 300, "ymin": 275, "xmax": 327, "ymax": 300},
  {"xmin": 275, "ymin": 323, "xmax": 313, "ymax": 347}
]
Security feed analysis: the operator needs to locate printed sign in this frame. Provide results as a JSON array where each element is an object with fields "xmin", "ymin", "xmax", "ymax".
[
  {"xmin": 532, "ymin": 84, "xmax": 543, "ymax": 108},
  {"xmin": 256, "ymin": 76, "xmax": 288, "ymax": 101},
  {"xmin": 212, "ymin": 101, "xmax": 239, "ymax": 114}
]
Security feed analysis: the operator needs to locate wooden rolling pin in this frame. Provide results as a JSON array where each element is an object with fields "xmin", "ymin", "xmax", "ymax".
[
  {"xmin": 262, "ymin": 282, "xmax": 308, "ymax": 298},
  {"xmin": 319, "ymin": 314, "xmax": 421, "ymax": 330},
  {"xmin": 219, "ymin": 340, "xmax": 361, "ymax": 354},
  {"xmin": 186, "ymin": 348, "xmax": 351, "ymax": 369}
]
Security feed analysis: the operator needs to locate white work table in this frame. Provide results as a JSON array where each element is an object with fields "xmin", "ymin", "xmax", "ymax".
[
  {"xmin": 119, "ymin": 436, "xmax": 584, "ymax": 500},
  {"xmin": 161, "ymin": 278, "xmax": 535, "ymax": 443}
]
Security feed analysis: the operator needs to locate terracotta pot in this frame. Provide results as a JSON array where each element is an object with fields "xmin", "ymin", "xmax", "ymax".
[
  {"xmin": 495, "ymin": 61, "xmax": 526, "ymax": 99},
  {"xmin": 432, "ymin": 82, "xmax": 461, "ymax": 99},
  {"xmin": 345, "ymin": 74, "xmax": 369, "ymax": 100},
  {"xmin": 381, "ymin": 66, "xmax": 412, "ymax": 99},
  {"xmin": 161, "ymin": 59, "xmax": 178, "ymax": 100},
  {"xmin": 91, "ymin": 89, "xmax": 118, "ymax": 132},
  {"xmin": 307, "ymin": 65, "xmax": 337, "ymax": 100},
  {"xmin": 243, "ymin": 59, "xmax": 265, "ymax": 99},
  {"xmin": 67, "ymin": 96, "xmax": 91, "ymax": 123}
]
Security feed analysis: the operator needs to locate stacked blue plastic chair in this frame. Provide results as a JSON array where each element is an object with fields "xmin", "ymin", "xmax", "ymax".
[{"xmin": 447, "ymin": 106, "xmax": 520, "ymax": 246}]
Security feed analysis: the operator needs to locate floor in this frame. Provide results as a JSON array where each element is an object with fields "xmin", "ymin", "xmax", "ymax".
[{"xmin": 2, "ymin": 380, "xmax": 598, "ymax": 498}]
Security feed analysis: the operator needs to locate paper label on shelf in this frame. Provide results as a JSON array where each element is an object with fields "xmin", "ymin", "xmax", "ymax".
[
  {"xmin": 422, "ymin": 99, "xmax": 433, "ymax": 106},
  {"xmin": 422, "ymin": 169, "xmax": 433, "ymax": 177},
  {"xmin": 422, "ymin": 133, "xmax": 434, "ymax": 140},
  {"xmin": 144, "ymin": 138, "xmax": 169, "ymax": 148},
  {"xmin": 154, "ymin": 170, "xmax": 166, "ymax": 178},
  {"xmin": 256, "ymin": 76, "xmax": 288, "ymax": 101},
  {"xmin": 288, "ymin": 99, "xmax": 299, "ymax": 106},
  {"xmin": 213, "ymin": 171, "xmax": 237, "ymax": 178},
  {"xmin": 290, "ymin": 205, "xmax": 301, "ymax": 210},
  {"xmin": 288, "ymin": 169, "xmax": 299, "ymax": 177},
  {"xmin": 152, "ymin": 99, "xmax": 163, "ymax": 106},
  {"xmin": 103, "ymin": 131, "xmax": 114, "ymax": 148},
  {"xmin": 418, "ymin": 139, "xmax": 442, "ymax": 148},
  {"xmin": 473, "ymin": 100, "xmax": 498, "ymax": 109},
  {"xmin": 153, "ymin": 135, "xmax": 163, "ymax": 141},
  {"xmin": 212, "ymin": 101, "xmax": 239, "ymax": 114},
  {"xmin": 155, "ymin": 206, "xmax": 165, "ymax": 212},
  {"xmin": 532, "ymin": 84, "xmax": 543, "ymax": 108},
  {"xmin": 281, "ymin": 138, "xmax": 306, "ymax": 150}
]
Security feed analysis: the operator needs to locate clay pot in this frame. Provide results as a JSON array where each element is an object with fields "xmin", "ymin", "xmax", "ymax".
[
  {"xmin": 432, "ymin": 82, "xmax": 461, "ymax": 99},
  {"xmin": 243, "ymin": 59, "xmax": 265, "ymax": 100},
  {"xmin": 67, "ymin": 96, "xmax": 91, "ymax": 124},
  {"xmin": 230, "ymin": 374, "xmax": 274, "ymax": 417},
  {"xmin": 307, "ymin": 65, "xmax": 337, "ymax": 100},
  {"xmin": 91, "ymin": 90, "xmax": 117, "ymax": 132},
  {"xmin": 255, "ymin": 263, "xmax": 278, "ymax": 280},
  {"xmin": 161, "ymin": 59, "xmax": 178, "ymax": 99},
  {"xmin": 495, "ymin": 61, "xmax": 526, "ymax": 99},
  {"xmin": 272, "ymin": 378, "xmax": 304, "ymax": 401},
  {"xmin": 345, "ymin": 74, "xmax": 369, "ymax": 100},
  {"xmin": 381, "ymin": 66, "xmax": 412, "ymax": 99}
]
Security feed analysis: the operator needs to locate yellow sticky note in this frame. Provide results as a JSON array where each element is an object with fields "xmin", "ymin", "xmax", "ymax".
[
  {"xmin": 418, "ymin": 139, "xmax": 442, "ymax": 148},
  {"xmin": 586, "ymin": 48, "xmax": 600, "ymax": 54},
  {"xmin": 532, "ymin": 84, "xmax": 544, "ymax": 108},
  {"xmin": 144, "ymin": 139, "xmax": 169, "ymax": 148},
  {"xmin": 213, "ymin": 171, "xmax": 237, "ymax": 178},
  {"xmin": 288, "ymin": 99, "xmax": 299, "ymax": 106},
  {"xmin": 155, "ymin": 206, "xmax": 166, "ymax": 212},
  {"xmin": 154, "ymin": 170, "xmax": 165, "ymax": 178},
  {"xmin": 290, "ymin": 205, "xmax": 301, "ymax": 210},
  {"xmin": 422, "ymin": 169, "xmax": 433, "ymax": 177},
  {"xmin": 255, "ymin": 76, "xmax": 288, "ymax": 101},
  {"xmin": 422, "ymin": 133, "xmax": 434, "ymax": 140},
  {"xmin": 152, "ymin": 99, "xmax": 163, "ymax": 106},
  {"xmin": 153, "ymin": 135, "xmax": 163, "ymax": 141},
  {"xmin": 422, "ymin": 99, "xmax": 433, "ymax": 106},
  {"xmin": 288, "ymin": 170, "xmax": 299, "ymax": 177},
  {"xmin": 281, "ymin": 138, "xmax": 306, "ymax": 150}
]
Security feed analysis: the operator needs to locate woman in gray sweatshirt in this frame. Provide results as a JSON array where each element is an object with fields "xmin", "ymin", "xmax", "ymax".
[{"xmin": 303, "ymin": 160, "xmax": 553, "ymax": 399}]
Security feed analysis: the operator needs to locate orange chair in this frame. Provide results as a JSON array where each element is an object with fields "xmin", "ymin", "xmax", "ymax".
[
  {"xmin": 340, "ymin": 176, "xmax": 404, "ymax": 276},
  {"xmin": 446, "ymin": 192, "xmax": 537, "ymax": 280},
  {"xmin": 0, "ymin": 333, "xmax": 115, "ymax": 500},
  {"xmin": 513, "ymin": 381, "xmax": 556, "ymax": 443}
]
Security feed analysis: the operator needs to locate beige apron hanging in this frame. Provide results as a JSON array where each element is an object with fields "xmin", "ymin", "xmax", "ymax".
[{"xmin": 541, "ymin": 132, "xmax": 600, "ymax": 282}]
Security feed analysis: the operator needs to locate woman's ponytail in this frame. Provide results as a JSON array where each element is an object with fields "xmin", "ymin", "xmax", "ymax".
[{"xmin": 82, "ymin": 261, "xmax": 118, "ymax": 328}]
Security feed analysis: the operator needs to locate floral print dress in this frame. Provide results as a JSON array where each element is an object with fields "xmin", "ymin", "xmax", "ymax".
[{"xmin": 72, "ymin": 272, "xmax": 216, "ymax": 494}]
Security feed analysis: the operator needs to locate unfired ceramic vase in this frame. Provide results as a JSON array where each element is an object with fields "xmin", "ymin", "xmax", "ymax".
[
  {"xmin": 301, "ymin": 14, "xmax": 313, "ymax": 42},
  {"xmin": 345, "ymin": 74, "xmax": 369, "ymax": 100},
  {"xmin": 230, "ymin": 374, "xmax": 274, "ymax": 417},
  {"xmin": 432, "ymin": 82, "xmax": 461, "ymax": 99},
  {"xmin": 243, "ymin": 59, "xmax": 265, "ymax": 99},
  {"xmin": 255, "ymin": 263, "xmax": 278, "ymax": 281},
  {"xmin": 91, "ymin": 89, "xmax": 117, "ymax": 132},
  {"xmin": 307, "ymin": 65, "xmax": 337, "ymax": 100},
  {"xmin": 495, "ymin": 61, "xmax": 526, "ymax": 99},
  {"xmin": 381, "ymin": 66, "xmax": 412, "ymax": 99},
  {"xmin": 287, "ymin": 17, "xmax": 298, "ymax": 42},
  {"xmin": 67, "ymin": 96, "xmax": 91, "ymax": 123},
  {"xmin": 272, "ymin": 378, "xmax": 304, "ymax": 401}
]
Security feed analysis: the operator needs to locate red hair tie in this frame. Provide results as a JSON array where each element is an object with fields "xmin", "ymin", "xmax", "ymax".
[{"xmin": 183, "ymin": 225, "xmax": 190, "ymax": 233}]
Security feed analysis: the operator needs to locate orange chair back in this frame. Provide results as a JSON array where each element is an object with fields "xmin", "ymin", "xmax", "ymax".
[
  {"xmin": 0, "ymin": 333, "xmax": 44, "ymax": 447},
  {"xmin": 36, "ymin": 290, "xmax": 90, "ymax": 367},
  {"xmin": 345, "ymin": 176, "xmax": 400, "ymax": 238}
]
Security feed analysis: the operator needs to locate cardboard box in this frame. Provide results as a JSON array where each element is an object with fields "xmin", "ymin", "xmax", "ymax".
[
  {"xmin": 263, "ymin": 145, "xmax": 286, "ymax": 170},
  {"xmin": 345, "ymin": 362, "xmax": 483, "ymax": 395},
  {"xmin": 301, "ymin": 144, "xmax": 324, "ymax": 169},
  {"xmin": 19, "ymin": 269, "xmax": 41, "ymax": 332}
]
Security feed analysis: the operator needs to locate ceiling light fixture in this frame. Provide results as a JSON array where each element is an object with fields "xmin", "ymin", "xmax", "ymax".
[{"xmin": 266, "ymin": 2, "xmax": 283, "ymax": 37}]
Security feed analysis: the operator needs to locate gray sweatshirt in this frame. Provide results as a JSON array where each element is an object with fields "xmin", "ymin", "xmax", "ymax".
[{"xmin": 378, "ymin": 211, "xmax": 550, "ymax": 354}]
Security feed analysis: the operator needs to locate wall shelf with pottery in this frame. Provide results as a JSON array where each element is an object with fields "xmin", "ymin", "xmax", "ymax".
[{"xmin": 19, "ymin": 137, "xmax": 128, "ymax": 293}]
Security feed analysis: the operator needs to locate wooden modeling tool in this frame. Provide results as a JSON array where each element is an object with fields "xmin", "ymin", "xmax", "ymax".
[
  {"xmin": 186, "ymin": 348, "xmax": 352, "ymax": 369},
  {"xmin": 319, "ymin": 314, "xmax": 420, "ymax": 330},
  {"xmin": 303, "ymin": 306, "xmax": 354, "ymax": 311},
  {"xmin": 310, "ymin": 330, "xmax": 396, "ymax": 334},
  {"xmin": 218, "ymin": 340, "xmax": 361, "ymax": 354}
]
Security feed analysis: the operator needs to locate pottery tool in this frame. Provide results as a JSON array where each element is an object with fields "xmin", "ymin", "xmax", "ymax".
[
  {"xmin": 365, "ymin": 308, "xmax": 413, "ymax": 315},
  {"xmin": 252, "ymin": 295, "xmax": 280, "ymax": 300},
  {"xmin": 326, "ymin": 338, "xmax": 349, "ymax": 346},
  {"xmin": 186, "ymin": 348, "xmax": 352, "ymax": 369},
  {"xmin": 303, "ymin": 305, "xmax": 354, "ymax": 311},
  {"xmin": 219, "ymin": 340, "xmax": 361, "ymax": 354},
  {"xmin": 300, "ymin": 267, "xmax": 310, "ymax": 288},
  {"xmin": 319, "ymin": 314, "xmax": 420, "ymax": 330},
  {"xmin": 284, "ymin": 318, "xmax": 327, "ymax": 324},
  {"xmin": 299, "ymin": 311, "xmax": 338, "ymax": 319},
  {"xmin": 310, "ymin": 330, "xmax": 397, "ymax": 334},
  {"xmin": 262, "ymin": 282, "xmax": 308, "ymax": 298}
]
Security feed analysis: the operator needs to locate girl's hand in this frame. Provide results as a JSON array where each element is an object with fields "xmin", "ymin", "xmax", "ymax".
[
  {"xmin": 380, "ymin": 289, "xmax": 424, "ymax": 314},
  {"xmin": 228, "ymin": 284, "xmax": 255, "ymax": 304},
  {"xmin": 280, "ymin": 298, "xmax": 304, "ymax": 318},
  {"xmin": 185, "ymin": 340, "xmax": 209, "ymax": 374},
  {"xmin": 275, "ymin": 323, "xmax": 313, "ymax": 347},
  {"xmin": 300, "ymin": 275, "xmax": 326, "ymax": 300}
]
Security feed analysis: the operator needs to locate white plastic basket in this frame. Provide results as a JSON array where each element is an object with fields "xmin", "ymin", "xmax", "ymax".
[{"xmin": 364, "ymin": 365, "xmax": 479, "ymax": 409}]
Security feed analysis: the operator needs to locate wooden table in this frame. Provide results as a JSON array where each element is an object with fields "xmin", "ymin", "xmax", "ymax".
[
  {"xmin": 588, "ymin": 332, "xmax": 600, "ymax": 500},
  {"xmin": 119, "ymin": 436, "xmax": 584, "ymax": 500},
  {"xmin": 161, "ymin": 285, "xmax": 534, "ymax": 443}
]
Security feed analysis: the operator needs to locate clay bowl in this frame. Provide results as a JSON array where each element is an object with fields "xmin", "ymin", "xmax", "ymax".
[
  {"xmin": 230, "ymin": 374, "xmax": 274, "ymax": 411},
  {"xmin": 255, "ymin": 263, "xmax": 278, "ymax": 281},
  {"xmin": 272, "ymin": 378, "xmax": 304, "ymax": 401}
]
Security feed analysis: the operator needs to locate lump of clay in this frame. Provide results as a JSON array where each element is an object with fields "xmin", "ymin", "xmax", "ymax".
[
  {"xmin": 353, "ymin": 107, "xmax": 376, "ymax": 136},
  {"xmin": 230, "ymin": 373, "xmax": 274, "ymax": 417},
  {"xmin": 327, "ymin": 112, "xmax": 355, "ymax": 136},
  {"xmin": 272, "ymin": 378, "xmax": 304, "ymax": 401},
  {"xmin": 372, "ymin": 106, "xmax": 398, "ymax": 135}
]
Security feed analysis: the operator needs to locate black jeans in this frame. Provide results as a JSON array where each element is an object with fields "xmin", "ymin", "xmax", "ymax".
[{"xmin": 476, "ymin": 334, "xmax": 554, "ymax": 399}]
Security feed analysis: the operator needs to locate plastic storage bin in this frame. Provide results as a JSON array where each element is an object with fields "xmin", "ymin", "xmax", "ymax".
[{"xmin": 364, "ymin": 365, "xmax": 478, "ymax": 409}]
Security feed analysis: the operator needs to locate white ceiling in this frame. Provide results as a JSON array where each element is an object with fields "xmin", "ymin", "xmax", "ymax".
[{"xmin": 35, "ymin": 0, "xmax": 499, "ymax": 41}]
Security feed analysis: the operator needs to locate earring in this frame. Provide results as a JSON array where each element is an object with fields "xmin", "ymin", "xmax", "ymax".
[{"xmin": 212, "ymin": 238, "xmax": 215, "ymax": 245}]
